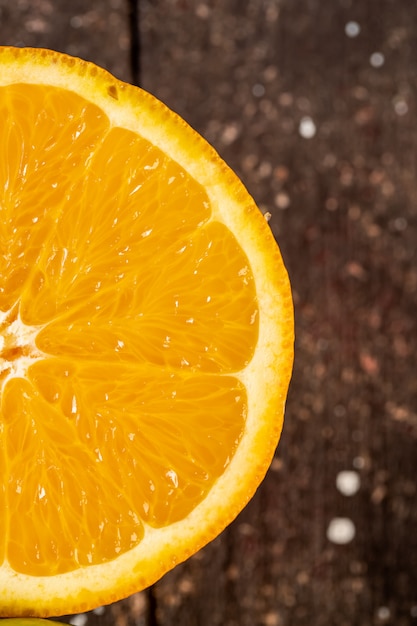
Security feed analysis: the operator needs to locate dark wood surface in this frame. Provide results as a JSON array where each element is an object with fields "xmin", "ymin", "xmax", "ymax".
[{"xmin": 1, "ymin": 1, "xmax": 416, "ymax": 624}]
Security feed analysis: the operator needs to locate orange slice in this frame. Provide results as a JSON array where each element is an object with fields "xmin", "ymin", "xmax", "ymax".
[{"xmin": 0, "ymin": 46, "xmax": 293, "ymax": 617}]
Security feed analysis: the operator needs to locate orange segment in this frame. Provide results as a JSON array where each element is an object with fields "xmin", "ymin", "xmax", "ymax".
[
  {"xmin": 0, "ymin": 46, "xmax": 293, "ymax": 617},
  {"xmin": 9, "ymin": 361, "xmax": 246, "ymax": 572}
]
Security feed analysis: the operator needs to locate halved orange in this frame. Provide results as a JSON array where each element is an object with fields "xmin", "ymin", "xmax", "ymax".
[{"xmin": 0, "ymin": 46, "xmax": 293, "ymax": 617}]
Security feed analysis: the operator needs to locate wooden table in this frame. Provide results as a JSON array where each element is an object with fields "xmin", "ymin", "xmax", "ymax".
[{"xmin": 1, "ymin": 1, "xmax": 416, "ymax": 624}]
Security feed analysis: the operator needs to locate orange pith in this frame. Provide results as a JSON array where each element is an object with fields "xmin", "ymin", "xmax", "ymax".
[{"xmin": 0, "ymin": 46, "xmax": 293, "ymax": 616}]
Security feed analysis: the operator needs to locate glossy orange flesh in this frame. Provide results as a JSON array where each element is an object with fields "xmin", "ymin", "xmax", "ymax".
[{"xmin": 0, "ymin": 84, "xmax": 258, "ymax": 576}]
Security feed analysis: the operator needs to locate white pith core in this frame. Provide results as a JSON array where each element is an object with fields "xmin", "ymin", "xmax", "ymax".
[{"xmin": 0, "ymin": 304, "xmax": 44, "ymax": 385}]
